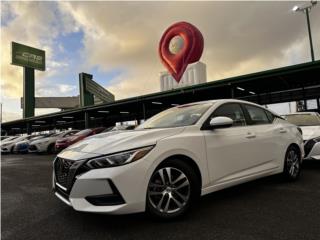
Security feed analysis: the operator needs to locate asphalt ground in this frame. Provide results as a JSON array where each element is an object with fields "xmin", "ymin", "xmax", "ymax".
[{"xmin": 2, "ymin": 153, "xmax": 320, "ymax": 240}]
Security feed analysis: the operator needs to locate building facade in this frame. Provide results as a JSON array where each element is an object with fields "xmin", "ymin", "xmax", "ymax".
[{"xmin": 160, "ymin": 62, "xmax": 207, "ymax": 91}]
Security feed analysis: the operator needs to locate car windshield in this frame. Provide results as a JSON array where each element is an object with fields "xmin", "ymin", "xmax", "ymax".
[
  {"xmin": 31, "ymin": 135, "xmax": 45, "ymax": 140},
  {"xmin": 12, "ymin": 136, "xmax": 27, "ymax": 142},
  {"xmin": 137, "ymin": 103, "xmax": 212, "ymax": 129},
  {"xmin": 284, "ymin": 114, "xmax": 320, "ymax": 126},
  {"xmin": 50, "ymin": 132, "xmax": 63, "ymax": 137}
]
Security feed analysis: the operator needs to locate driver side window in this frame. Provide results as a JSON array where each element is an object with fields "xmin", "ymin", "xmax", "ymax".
[{"xmin": 211, "ymin": 103, "xmax": 246, "ymax": 127}]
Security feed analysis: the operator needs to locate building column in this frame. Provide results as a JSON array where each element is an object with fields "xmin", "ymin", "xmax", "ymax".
[
  {"xmin": 84, "ymin": 112, "xmax": 90, "ymax": 129},
  {"xmin": 229, "ymin": 84, "xmax": 235, "ymax": 98},
  {"xmin": 142, "ymin": 103, "xmax": 146, "ymax": 120},
  {"xmin": 26, "ymin": 122, "xmax": 32, "ymax": 135}
]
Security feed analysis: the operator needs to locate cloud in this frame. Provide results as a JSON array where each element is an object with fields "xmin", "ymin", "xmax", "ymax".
[
  {"xmin": 1, "ymin": 1, "xmax": 320, "ymax": 122},
  {"xmin": 59, "ymin": 1, "xmax": 320, "ymax": 99},
  {"xmin": 0, "ymin": 1, "xmax": 79, "ymax": 98},
  {"xmin": 1, "ymin": 111, "xmax": 20, "ymax": 123},
  {"xmin": 0, "ymin": 1, "xmax": 80, "ymax": 121}
]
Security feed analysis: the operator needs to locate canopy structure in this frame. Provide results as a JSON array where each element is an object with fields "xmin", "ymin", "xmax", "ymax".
[{"xmin": 2, "ymin": 60, "xmax": 320, "ymax": 134}]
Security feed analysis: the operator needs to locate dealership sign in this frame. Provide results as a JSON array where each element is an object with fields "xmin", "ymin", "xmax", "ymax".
[{"xmin": 11, "ymin": 42, "xmax": 45, "ymax": 71}]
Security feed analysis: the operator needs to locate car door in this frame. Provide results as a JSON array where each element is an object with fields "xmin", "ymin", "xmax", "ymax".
[
  {"xmin": 242, "ymin": 104, "xmax": 282, "ymax": 170},
  {"xmin": 202, "ymin": 103, "xmax": 257, "ymax": 185}
]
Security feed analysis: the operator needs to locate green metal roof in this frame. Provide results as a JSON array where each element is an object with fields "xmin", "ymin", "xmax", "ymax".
[{"xmin": 2, "ymin": 60, "xmax": 320, "ymax": 133}]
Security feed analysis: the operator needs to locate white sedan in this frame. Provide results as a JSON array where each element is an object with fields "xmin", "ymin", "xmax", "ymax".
[
  {"xmin": 283, "ymin": 112, "xmax": 320, "ymax": 160},
  {"xmin": 53, "ymin": 99, "xmax": 304, "ymax": 219}
]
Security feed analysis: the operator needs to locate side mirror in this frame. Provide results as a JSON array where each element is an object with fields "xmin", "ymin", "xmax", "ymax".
[{"xmin": 209, "ymin": 117, "xmax": 233, "ymax": 129}]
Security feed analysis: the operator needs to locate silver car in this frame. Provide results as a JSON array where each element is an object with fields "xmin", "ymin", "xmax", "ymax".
[{"xmin": 283, "ymin": 112, "xmax": 320, "ymax": 160}]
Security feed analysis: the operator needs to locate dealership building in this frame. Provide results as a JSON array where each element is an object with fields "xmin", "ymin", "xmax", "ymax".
[{"xmin": 1, "ymin": 60, "xmax": 320, "ymax": 135}]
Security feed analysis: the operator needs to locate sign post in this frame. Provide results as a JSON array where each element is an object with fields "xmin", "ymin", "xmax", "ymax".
[
  {"xmin": 11, "ymin": 42, "xmax": 45, "ymax": 119},
  {"xmin": 23, "ymin": 67, "xmax": 35, "ymax": 118}
]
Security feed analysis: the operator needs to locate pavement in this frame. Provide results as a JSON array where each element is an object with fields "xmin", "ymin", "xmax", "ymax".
[{"xmin": 2, "ymin": 153, "xmax": 320, "ymax": 240}]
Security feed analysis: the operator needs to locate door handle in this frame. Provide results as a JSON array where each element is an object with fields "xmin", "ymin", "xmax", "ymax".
[
  {"xmin": 279, "ymin": 128, "xmax": 287, "ymax": 133},
  {"xmin": 246, "ymin": 132, "xmax": 256, "ymax": 139}
]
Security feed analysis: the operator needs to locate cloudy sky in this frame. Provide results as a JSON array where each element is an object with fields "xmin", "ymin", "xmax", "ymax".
[{"xmin": 1, "ymin": 1, "xmax": 320, "ymax": 122}]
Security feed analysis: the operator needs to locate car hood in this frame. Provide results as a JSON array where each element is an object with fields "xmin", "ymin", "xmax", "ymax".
[
  {"xmin": 300, "ymin": 126, "xmax": 320, "ymax": 140},
  {"xmin": 59, "ymin": 127, "xmax": 185, "ymax": 159},
  {"xmin": 1, "ymin": 140, "xmax": 15, "ymax": 146},
  {"xmin": 31, "ymin": 136, "xmax": 57, "ymax": 144},
  {"xmin": 57, "ymin": 136, "xmax": 73, "ymax": 142}
]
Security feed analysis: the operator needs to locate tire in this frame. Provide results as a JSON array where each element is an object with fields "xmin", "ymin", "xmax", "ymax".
[
  {"xmin": 146, "ymin": 159, "xmax": 200, "ymax": 219},
  {"xmin": 282, "ymin": 145, "xmax": 301, "ymax": 181},
  {"xmin": 47, "ymin": 144, "xmax": 56, "ymax": 154}
]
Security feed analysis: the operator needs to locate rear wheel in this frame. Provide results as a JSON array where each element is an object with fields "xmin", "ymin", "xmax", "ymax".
[
  {"xmin": 146, "ymin": 159, "xmax": 200, "ymax": 219},
  {"xmin": 283, "ymin": 145, "xmax": 301, "ymax": 180}
]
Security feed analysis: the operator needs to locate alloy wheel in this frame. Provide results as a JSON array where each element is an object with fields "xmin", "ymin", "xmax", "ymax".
[
  {"xmin": 148, "ymin": 167, "xmax": 190, "ymax": 214},
  {"xmin": 286, "ymin": 149, "xmax": 300, "ymax": 178}
]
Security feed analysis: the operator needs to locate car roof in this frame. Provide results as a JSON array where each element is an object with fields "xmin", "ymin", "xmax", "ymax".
[
  {"xmin": 179, "ymin": 99, "xmax": 274, "ymax": 110},
  {"xmin": 176, "ymin": 99, "xmax": 282, "ymax": 118},
  {"xmin": 178, "ymin": 99, "xmax": 261, "ymax": 107}
]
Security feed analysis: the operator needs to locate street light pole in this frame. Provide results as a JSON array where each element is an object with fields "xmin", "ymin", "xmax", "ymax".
[
  {"xmin": 305, "ymin": 8, "xmax": 315, "ymax": 61},
  {"xmin": 292, "ymin": 1, "xmax": 317, "ymax": 62}
]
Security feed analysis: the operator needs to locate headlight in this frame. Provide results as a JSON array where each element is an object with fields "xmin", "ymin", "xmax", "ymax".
[{"xmin": 86, "ymin": 145, "xmax": 154, "ymax": 169}]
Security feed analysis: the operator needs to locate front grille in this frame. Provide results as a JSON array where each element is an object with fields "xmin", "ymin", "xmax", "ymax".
[
  {"xmin": 54, "ymin": 157, "xmax": 89, "ymax": 192},
  {"xmin": 54, "ymin": 157, "xmax": 75, "ymax": 189},
  {"xmin": 304, "ymin": 139, "xmax": 316, "ymax": 157}
]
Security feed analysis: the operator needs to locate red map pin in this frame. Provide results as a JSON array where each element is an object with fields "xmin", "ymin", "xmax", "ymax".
[{"xmin": 159, "ymin": 21, "xmax": 204, "ymax": 83}]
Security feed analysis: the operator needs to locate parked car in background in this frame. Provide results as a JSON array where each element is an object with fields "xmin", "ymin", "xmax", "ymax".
[
  {"xmin": 53, "ymin": 99, "xmax": 303, "ymax": 219},
  {"xmin": 13, "ymin": 134, "xmax": 53, "ymax": 153},
  {"xmin": 1, "ymin": 136, "xmax": 18, "ymax": 143},
  {"xmin": 55, "ymin": 127, "xmax": 105, "ymax": 152},
  {"xmin": 1, "ymin": 135, "xmax": 33, "ymax": 153},
  {"xmin": 103, "ymin": 125, "xmax": 136, "ymax": 132},
  {"xmin": 283, "ymin": 112, "xmax": 320, "ymax": 160},
  {"xmin": 1, "ymin": 136, "xmax": 14, "ymax": 141},
  {"xmin": 29, "ymin": 130, "xmax": 79, "ymax": 153}
]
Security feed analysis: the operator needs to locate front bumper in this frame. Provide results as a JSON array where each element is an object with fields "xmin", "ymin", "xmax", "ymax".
[
  {"xmin": 53, "ymin": 156, "xmax": 150, "ymax": 214},
  {"xmin": 55, "ymin": 143, "xmax": 69, "ymax": 151},
  {"xmin": 29, "ymin": 143, "xmax": 47, "ymax": 153},
  {"xmin": 1, "ymin": 146, "xmax": 12, "ymax": 153},
  {"xmin": 304, "ymin": 139, "xmax": 320, "ymax": 160},
  {"xmin": 14, "ymin": 144, "xmax": 29, "ymax": 153}
]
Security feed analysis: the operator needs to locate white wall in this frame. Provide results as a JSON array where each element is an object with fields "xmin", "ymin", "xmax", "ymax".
[{"xmin": 160, "ymin": 62, "xmax": 207, "ymax": 91}]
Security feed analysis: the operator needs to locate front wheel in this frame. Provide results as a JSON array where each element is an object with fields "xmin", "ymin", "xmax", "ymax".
[
  {"xmin": 282, "ymin": 145, "xmax": 301, "ymax": 180},
  {"xmin": 146, "ymin": 159, "xmax": 200, "ymax": 219}
]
